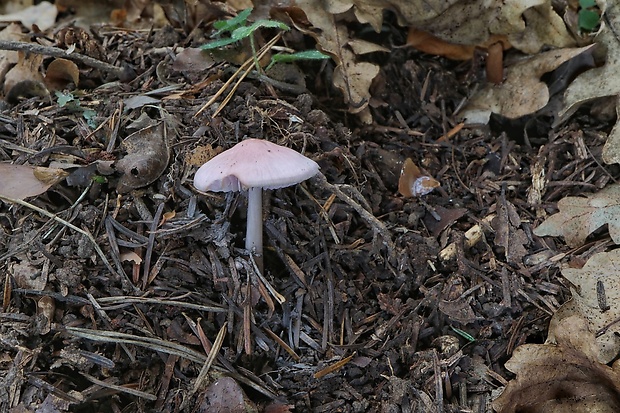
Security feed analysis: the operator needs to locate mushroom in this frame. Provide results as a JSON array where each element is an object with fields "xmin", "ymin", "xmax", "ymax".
[{"xmin": 194, "ymin": 139, "xmax": 319, "ymax": 271}]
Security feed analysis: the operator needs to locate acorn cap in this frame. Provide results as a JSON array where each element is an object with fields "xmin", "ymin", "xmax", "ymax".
[{"xmin": 194, "ymin": 139, "xmax": 319, "ymax": 192}]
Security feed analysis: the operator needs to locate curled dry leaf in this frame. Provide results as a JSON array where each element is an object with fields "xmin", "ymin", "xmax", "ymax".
[
  {"xmin": 461, "ymin": 45, "xmax": 594, "ymax": 124},
  {"xmin": 398, "ymin": 158, "xmax": 439, "ymax": 197},
  {"xmin": 3, "ymin": 51, "xmax": 46, "ymax": 97},
  {"xmin": 533, "ymin": 184, "xmax": 620, "ymax": 248},
  {"xmin": 548, "ymin": 249, "xmax": 620, "ymax": 364},
  {"xmin": 558, "ymin": 1, "xmax": 620, "ymax": 164},
  {"xmin": 493, "ymin": 315, "xmax": 620, "ymax": 413},
  {"xmin": 0, "ymin": 163, "xmax": 68, "ymax": 200},
  {"xmin": 294, "ymin": 0, "xmax": 382, "ymax": 123},
  {"xmin": 351, "ymin": 0, "xmax": 574, "ymax": 53},
  {"xmin": 44, "ymin": 58, "xmax": 80, "ymax": 91},
  {"xmin": 115, "ymin": 122, "xmax": 170, "ymax": 193}
]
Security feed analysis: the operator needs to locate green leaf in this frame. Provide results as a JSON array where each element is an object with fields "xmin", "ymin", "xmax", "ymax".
[
  {"xmin": 56, "ymin": 91, "xmax": 75, "ymax": 107},
  {"xmin": 271, "ymin": 50, "xmax": 330, "ymax": 64},
  {"xmin": 579, "ymin": 0, "xmax": 597, "ymax": 8},
  {"xmin": 450, "ymin": 326, "xmax": 475, "ymax": 342},
  {"xmin": 200, "ymin": 37, "xmax": 241, "ymax": 50},
  {"xmin": 212, "ymin": 8, "xmax": 252, "ymax": 35},
  {"xmin": 579, "ymin": 9, "xmax": 600, "ymax": 31},
  {"xmin": 83, "ymin": 109, "xmax": 97, "ymax": 128},
  {"xmin": 231, "ymin": 19, "xmax": 289, "ymax": 41}
]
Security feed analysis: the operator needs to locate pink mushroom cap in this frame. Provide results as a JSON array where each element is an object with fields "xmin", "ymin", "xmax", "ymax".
[{"xmin": 194, "ymin": 139, "xmax": 319, "ymax": 192}]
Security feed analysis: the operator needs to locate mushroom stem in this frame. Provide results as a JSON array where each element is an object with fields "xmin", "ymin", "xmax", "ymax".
[{"xmin": 246, "ymin": 187, "xmax": 264, "ymax": 273}]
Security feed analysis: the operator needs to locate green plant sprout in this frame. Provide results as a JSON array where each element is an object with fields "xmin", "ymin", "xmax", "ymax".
[
  {"xmin": 578, "ymin": 0, "xmax": 601, "ymax": 32},
  {"xmin": 55, "ymin": 91, "xmax": 97, "ymax": 128},
  {"xmin": 201, "ymin": 8, "xmax": 329, "ymax": 71}
]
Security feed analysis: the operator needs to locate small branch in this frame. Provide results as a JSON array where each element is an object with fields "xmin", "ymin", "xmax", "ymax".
[
  {"xmin": 0, "ymin": 40, "xmax": 126, "ymax": 79},
  {"xmin": 311, "ymin": 172, "xmax": 396, "ymax": 260}
]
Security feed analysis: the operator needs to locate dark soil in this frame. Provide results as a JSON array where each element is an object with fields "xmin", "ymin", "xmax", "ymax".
[{"xmin": 0, "ymin": 8, "xmax": 616, "ymax": 413}]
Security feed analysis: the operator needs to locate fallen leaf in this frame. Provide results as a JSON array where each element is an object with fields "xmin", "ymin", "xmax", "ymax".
[
  {"xmin": 0, "ymin": 23, "xmax": 21, "ymax": 80},
  {"xmin": 10, "ymin": 260, "xmax": 47, "ymax": 290},
  {"xmin": 44, "ymin": 58, "xmax": 80, "ymax": 91},
  {"xmin": 0, "ymin": 163, "xmax": 67, "ymax": 200},
  {"xmin": 491, "ymin": 193, "xmax": 528, "ymax": 265},
  {"xmin": 493, "ymin": 315, "xmax": 620, "ymax": 413},
  {"xmin": 115, "ymin": 122, "xmax": 170, "ymax": 193},
  {"xmin": 398, "ymin": 158, "xmax": 440, "ymax": 198},
  {"xmin": 533, "ymin": 184, "xmax": 620, "ymax": 247},
  {"xmin": 0, "ymin": 1, "xmax": 58, "ymax": 31},
  {"xmin": 293, "ymin": 0, "xmax": 382, "ymax": 123},
  {"xmin": 461, "ymin": 45, "xmax": 594, "ymax": 124},
  {"xmin": 3, "ymin": 51, "xmax": 46, "ymax": 97},
  {"xmin": 341, "ymin": 0, "xmax": 575, "ymax": 52},
  {"xmin": 172, "ymin": 48, "xmax": 216, "ymax": 72},
  {"xmin": 548, "ymin": 249, "xmax": 620, "ymax": 363},
  {"xmin": 197, "ymin": 376, "xmax": 257, "ymax": 413},
  {"xmin": 559, "ymin": 1, "xmax": 620, "ymax": 164}
]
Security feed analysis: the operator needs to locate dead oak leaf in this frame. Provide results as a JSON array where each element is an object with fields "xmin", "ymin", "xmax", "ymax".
[
  {"xmin": 533, "ymin": 184, "xmax": 620, "ymax": 248},
  {"xmin": 493, "ymin": 315, "xmax": 620, "ymax": 413},
  {"xmin": 115, "ymin": 122, "xmax": 170, "ymax": 193},
  {"xmin": 548, "ymin": 249, "xmax": 620, "ymax": 363},
  {"xmin": 462, "ymin": 45, "xmax": 594, "ymax": 124},
  {"xmin": 293, "ymin": 0, "xmax": 384, "ymax": 122},
  {"xmin": 559, "ymin": 1, "xmax": 620, "ymax": 164},
  {"xmin": 491, "ymin": 193, "xmax": 528, "ymax": 265}
]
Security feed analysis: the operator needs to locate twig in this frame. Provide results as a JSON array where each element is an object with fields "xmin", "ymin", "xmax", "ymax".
[
  {"xmin": 310, "ymin": 172, "xmax": 396, "ymax": 259},
  {"xmin": 0, "ymin": 40, "xmax": 126, "ymax": 78}
]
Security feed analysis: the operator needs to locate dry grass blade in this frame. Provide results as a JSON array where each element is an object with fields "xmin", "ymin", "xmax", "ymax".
[
  {"xmin": 65, "ymin": 326, "xmax": 209, "ymax": 363},
  {"xmin": 195, "ymin": 34, "xmax": 281, "ymax": 118},
  {"xmin": 87, "ymin": 293, "xmax": 136, "ymax": 362},
  {"xmin": 97, "ymin": 296, "xmax": 227, "ymax": 313},
  {"xmin": 180, "ymin": 322, "xmax": 227, "ymax": 410},
  {"xmin": 250, "ymin": 255, "xmax": 286, "ymax": 304},
  {"xmin": 314, "ymin": 353, "xmax": 355, "ymax": 379},
  {"xmin": 65, "ymin": 326, "xmax": 279, "ymax": 399},
  {"xmin": 264, "ymin": 328, "xmax": 301, "ymax": 361},
  {"xmin": 81, "ymin": 372, "xmax": 157, "ymax": 401},
  {"xmin": 3, "ymin": 273, "xmax": 11, "ymax": 312}
]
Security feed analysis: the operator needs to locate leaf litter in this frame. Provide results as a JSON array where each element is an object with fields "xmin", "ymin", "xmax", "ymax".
[{"xmin": 0, "ymin": 0, "xmax": 619, "ymax": 412}]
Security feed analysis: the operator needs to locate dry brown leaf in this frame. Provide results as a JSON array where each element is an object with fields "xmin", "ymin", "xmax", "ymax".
[
  {"xmin": 533, "ymin": 184, "xmax": 620, "ymax": 248},
  {"xmin": 0, "ymin": 164, "xmax": 67, "ymax": 200},
  {"xmin": 0, "ymin": 1, "xmax": 58, "ymax": 31},
  {"xmin": 0, "ymin": 23, "xmax": 22, "ymax": 81},
  {"xmin": 461, "ymin": 45, "xmax": 594, "ymax": 124},
  {"xmin": 115, "ymin": 122, "xmax": 170, "ymax": 193},
  {"xmin": 491, "ymin": 193, "xmax": 528, "ymax": 265},
  {"xmin": 44, "ymin": 58, "xmax": 80, "ymax": 91},
  {"xmin": 292, "ymin": 0, "xmax": 575, "ymax": 122},
  {"xmin": 493, "ymin": 315, "xmax": 620, "ymax": 412},
  {"xmin": 3, "ymin": 51, "xmax": 45, "ymax": 96},
  {"xmin": 349, "ymin": 0, "xmax": 574, "ymax": 52},
  {"xmin": 558, "ymin": 2, "xmax": 620, "ymax": 164},
  {"xmin": 197, "ymin": 377, "xmax": 258, "ymax": 413},
  {"xmin": 547, "ymin": 249, "xmax": 620, "ymax": 363},
  {"xmin": 294, "ymin": 0, "xmax": 382, "ymax": 123}
]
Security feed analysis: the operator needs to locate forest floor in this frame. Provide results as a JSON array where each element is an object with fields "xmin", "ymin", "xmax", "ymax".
[{"xmin": 0, "ymin": 6, "xmax": 616, "ymax": 413}]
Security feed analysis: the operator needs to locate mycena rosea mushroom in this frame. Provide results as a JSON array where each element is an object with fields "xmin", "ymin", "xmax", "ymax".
[{"xmin": 194, "ymin": 139, "xmax": 319, "ymax": 270}]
